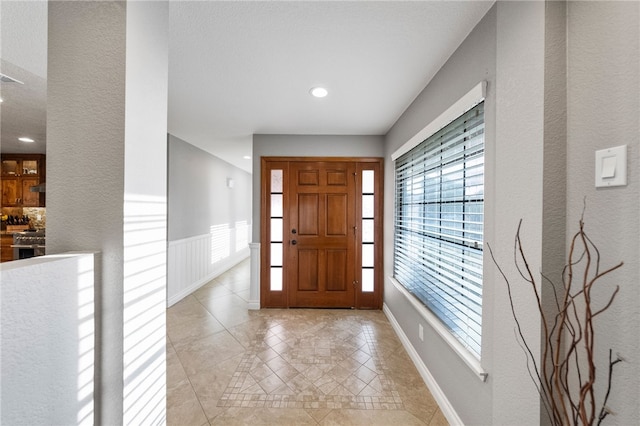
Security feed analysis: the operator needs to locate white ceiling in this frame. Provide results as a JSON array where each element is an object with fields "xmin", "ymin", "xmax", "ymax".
[
  {"xmin": 1, "ymin": 1, "xmax": 494, "ymax": 173},
  {"xmin": 0, "ymin": 1, "xmax": 48, "ymax": 155}
]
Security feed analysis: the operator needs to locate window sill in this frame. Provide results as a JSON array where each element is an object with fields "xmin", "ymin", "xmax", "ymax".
[{"xmin": 389, "ymin": 276, "xmax": 488, "ymax": 382}]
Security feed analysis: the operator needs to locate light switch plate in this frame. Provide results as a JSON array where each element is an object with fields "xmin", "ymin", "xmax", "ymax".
[{"xmin": 595, "ymin": 145, "xmax": 627, "ymax": 188}]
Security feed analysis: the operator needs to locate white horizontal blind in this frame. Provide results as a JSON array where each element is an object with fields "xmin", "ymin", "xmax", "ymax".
[{"xmin": 394, "ymin": 101, "xmax": 484, "ymax": 358}]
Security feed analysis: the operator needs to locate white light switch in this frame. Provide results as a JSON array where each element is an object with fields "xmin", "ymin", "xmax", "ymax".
[
  {"xmin": 601, "ymin": 156, "xmax": 616, "ymax": 178},
  {"xmin": 595, "ymin": 145, "xmax": 627, "ymax": 188}
]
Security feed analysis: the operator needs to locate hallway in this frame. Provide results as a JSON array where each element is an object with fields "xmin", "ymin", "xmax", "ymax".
[{"xmin": 167, "ymin": 259, "xmax": 448, "ymax": 425}]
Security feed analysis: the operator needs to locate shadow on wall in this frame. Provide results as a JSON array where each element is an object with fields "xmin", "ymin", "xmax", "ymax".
[{"xmin": 122, "ymin": 193, "xmax": 167, "ymax": 424}]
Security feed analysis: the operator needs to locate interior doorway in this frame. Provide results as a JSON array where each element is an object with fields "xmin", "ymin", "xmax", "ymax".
[{"xmin": 261, "ymin": 157, "xmax": 383, "ymax": 309}]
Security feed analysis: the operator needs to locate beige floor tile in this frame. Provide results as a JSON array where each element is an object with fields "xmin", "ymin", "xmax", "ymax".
[
  {"xmin": 201, "ymin": 294, "xmax": 253, "ymax": 328},
  {"xmin": 223, "ymin": 279, "xmax": 251, "ymax": 293},
  {"xmin": 167, "ymin": 260, "xmax": 447, "ymax": 426},
  {"xmin": 429, "ymin": 408, "xmax": 450, "ymax": 426},
  {"xmin": 193, "ymin": 281, "xmax": 234, "ymax": 301},
  {"xmin": 227, "ymin": 316, "xmax": 274, "ymax": 349},
  {"xmin": 188, "ymin": 352, "xmax": 244, "ymax": 421},
  {"xmin": 166, "ymin": 342, "xmax": 188, "ymax": 388},
  {"xmin": 210, "ymin": 407, "xmax": 317, "ymax": 425},
  {"xmin": 167, "ymin": 312, "xmax": 225, "ymax": 345},
  {"xmin": 167, "ymin": 378, "xmax": 208, "ymax": 426},
  {"xmin": 173, "ymin": 330, "xmax": 245, "ymax": 376},
  {"xmin": 167, "ymin": 295, "xmax": 212, "ymax": 328},
  {"xmin": 305, "ymin": 407, "xmax": 333, "ymax": 423},
  {"xmin": 320, "ymin": 408, "xmax": 427, "ymax": 426}
]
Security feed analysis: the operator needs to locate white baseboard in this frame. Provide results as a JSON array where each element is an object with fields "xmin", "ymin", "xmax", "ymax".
[
  {"xmin": 168, "ymin": 273, "xmax": 216, "ymax": 307},
  {"xmin": 383, "ymin": 303, "xmax": 464, "ymax": 426},
  {"xmin": 247, "ymin": 300, "xmax": 260, "ymax": 310}
]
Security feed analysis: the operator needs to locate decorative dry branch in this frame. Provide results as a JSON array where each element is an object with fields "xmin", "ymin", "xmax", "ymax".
[{"xmin": 487, "ymin": 212, "xmax": 623, "ymax": 426}]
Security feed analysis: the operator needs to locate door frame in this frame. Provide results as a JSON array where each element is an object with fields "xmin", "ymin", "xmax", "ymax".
[{"xmin": 260, "ymin": 156, "xmax": 383, "ymax": 309}]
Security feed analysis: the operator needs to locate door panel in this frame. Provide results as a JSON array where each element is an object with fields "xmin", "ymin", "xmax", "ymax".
[
  {"xmin": 327, "ymin": 170, "xmax": 347, "ymax": 186},
  {"xmin": 298, "ymin": 194, "xmax": 319, "ymax": 235},
  {"xmin": 298, "ymin": 170, "xmax": 319, "ymax": 186},
  {"xmin": 326, "ymin": 195, "xmax": 347, "ymax": 235},
  {"xmin": 298, "ymin": 249, "xmax": 319, "ymax": 291},
  {"xmin": 326, "ymin": 250, "xmax": 347, "ymax": 291},
  {"xmin": 288, "ymin": 161, "xmax": 355, "ymax": 308}
]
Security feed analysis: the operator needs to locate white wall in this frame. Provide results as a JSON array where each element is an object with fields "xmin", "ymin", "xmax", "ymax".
[
  {"xmin": 1, "ymin": 253, "xmax": 96, "ymax": 425},
  {"xmin": 47, "ymin": 3, "xmax": 169, "ymax": 424},
  {"xmin": 122, "ymin": 4, "xmax": 169, "ymax": 425},
  {"xmin": 566, "ymin": 3, "xmax": 640, "ymax": 424},
  {"xmin": 167, "ymin": 135, "xmax": 252, "ymax": 306}
]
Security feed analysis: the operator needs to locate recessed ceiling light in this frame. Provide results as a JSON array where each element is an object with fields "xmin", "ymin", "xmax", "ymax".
[
  {"xmin": 243, "ymin": 155, "xmax": 251, "ymax": 160},
  {"xmin": 19, "ymin": 137, "xmax": 35, "ymax": 143},
  {"xmin": 0, "ymin": 98, "xmax": 3, "ymax": 103},
  {"xmin": 310, "ymin": 87, "xmax": 328, "ymax": 98}
]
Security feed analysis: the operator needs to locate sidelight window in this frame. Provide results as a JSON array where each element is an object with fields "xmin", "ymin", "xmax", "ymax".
[
  {"xmin": 361, "ymin": 170, "xmax": 375, "ymax": 293},
  {"xmin": 270, "ymin": 169, "xmax": 283, "ymax": 291}
]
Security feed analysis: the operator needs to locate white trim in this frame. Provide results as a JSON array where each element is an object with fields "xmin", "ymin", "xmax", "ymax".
[
  {"xmin": 392, "ymin": 81, "xmax": 486, "ymax": 161},
  {"xmin": 249, "ymin": 243, "xmax": 261, "ymax": 310},
  {"xmin": 383, "ymin": 303, "xmax": 464, "ymax": 426},
  {"xmin": 389, "ymin": 276, "xmax": 488, "ymax": 382}
]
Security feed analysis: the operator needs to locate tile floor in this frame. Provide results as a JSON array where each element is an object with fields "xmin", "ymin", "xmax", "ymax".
[{"xmin": 167, "ymin": 259, "xmax": 448, "ymax": 425}]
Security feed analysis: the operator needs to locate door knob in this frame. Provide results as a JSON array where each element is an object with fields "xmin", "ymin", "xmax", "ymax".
[
  {"xmin": 291, "ymin": 229, "xmax": 297, "ymax": 234},
  {"xmin": 291, "ymin": 240, "xmax": 297, "ymax": 245}
]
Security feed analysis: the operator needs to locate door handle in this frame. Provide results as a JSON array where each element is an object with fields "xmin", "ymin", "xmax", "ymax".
[{"xmin": 291, "ymin": 240, "xmax": 297, "ymax": 245}]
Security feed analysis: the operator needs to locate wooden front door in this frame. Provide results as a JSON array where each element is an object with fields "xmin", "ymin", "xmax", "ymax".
[
  {"xmin": 288, "ymin": 161, "xmax": 355, "ymax": 307},
  {"xmin": 261, "ymin": 157, "xmax": 383, "ymax": 309}
]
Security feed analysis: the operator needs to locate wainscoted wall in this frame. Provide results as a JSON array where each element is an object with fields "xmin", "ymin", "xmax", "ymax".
[
  {"xmin": 167, "ymin": 223, "xmax": 251, "ymax": 306},
  {"xmin": 168, "ymin": 134, "xmax": 252, "ymax": 306}
]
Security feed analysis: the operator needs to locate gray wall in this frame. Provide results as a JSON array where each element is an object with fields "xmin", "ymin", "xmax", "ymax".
[
  {"xmin": 566, "ymin": 2, "xmax": 639, "ymax": 424},
  {"xmin": 384, "ymin": 2, "xmax": 640, "ymax": 425},
  {"xmin": 384, "ymin": 7, "xmax": 497, "ymax": 424},
  {"xmin": 251, "ymin": 134, "xmax": 384, "ymax": 242},
  {"xmin": 168, "ymin": 134, "xmax": 252, "ymax": 242}
]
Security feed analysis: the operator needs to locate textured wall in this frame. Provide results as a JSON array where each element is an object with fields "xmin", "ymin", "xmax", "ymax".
[
  {"xmin": 491, "ymin": 3, "xmax": 547, "ymax": 424},
  {"xmin": 47, "ymin": 3, "xmax": 169, "ymax": 423},
  {"xmin": 168, "ymin": 134, "xmax": 252, "ymax": 241},
  {"xmin": 1, "ymin": 253, "xmax": 96, "ymax": 425},
  {"xmin": 566, "ymin": 3, "xmax": 640, "ymax": 424},
  {"xmin": 47, "ymin": 4, "xmax": 127, "ymax": 421}
]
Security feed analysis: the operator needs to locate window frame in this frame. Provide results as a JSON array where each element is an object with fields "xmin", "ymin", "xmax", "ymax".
[{"xmin": 391, "ymin": 82, "xmax": 488, "ymax": 380}]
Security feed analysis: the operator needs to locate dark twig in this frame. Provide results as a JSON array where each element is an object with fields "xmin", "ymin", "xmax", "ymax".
[{"xmin": 490, "ymin": 214, "xmax": 623, "ymax": 426}]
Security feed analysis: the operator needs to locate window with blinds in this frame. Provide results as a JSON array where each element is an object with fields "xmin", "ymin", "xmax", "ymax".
[{"xmin": 394, "ymin": 101, "xmax": 484, "ymax": 358}]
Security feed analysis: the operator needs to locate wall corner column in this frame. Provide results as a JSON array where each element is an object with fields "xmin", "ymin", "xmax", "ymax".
[{"xmin": 47, "ymin": 2, "xmax": 169, "ymax": 424}]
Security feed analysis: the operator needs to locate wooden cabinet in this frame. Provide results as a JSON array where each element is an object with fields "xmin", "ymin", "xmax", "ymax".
[
  {"xmin": 1, "ymin": 234, "xmax": 14, "ymax": 262},
  {"xmin": 1, "ymin": 154, "xmax": 45, "ymax": 207}
]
